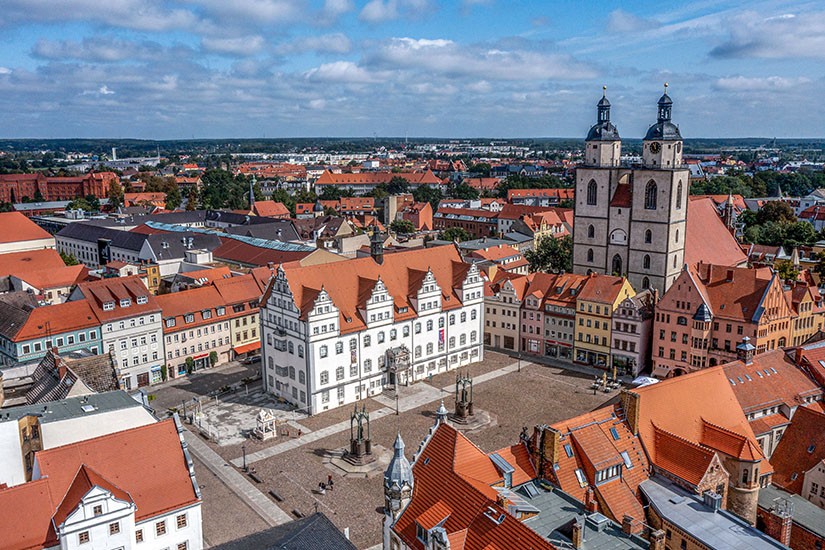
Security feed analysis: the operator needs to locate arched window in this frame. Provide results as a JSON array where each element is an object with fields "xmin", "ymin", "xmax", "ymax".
[
  {"xmin": 645, "ymin": 181, "xmax": 657, "ymax": 210},
  {"xmin": 587, "ymin": 249, "xmax": 594, "ymax": 263},
  {"xmin": 587, "ymin": 180, "xmax": 597, "ymax": 206},
  {"xmin": 676, "ymin": 181, "xmax": 683, "ymax": 209},
  {"xmin": 612, "ymin": 254, "xmax": 622, "ymax": 276},
  {"xmin": 643, "ymin": 255, "xmax": 650, "ymax": 269},
  {"xmin": 673, "ymin": 255, "xmax": 677, "ymax": 268},
  {"xmin": 675, "ymin": 229, "xmax": 679, "ymax": 243},
  {"xmin": 645, "ymin": 229, "xmax": 652, "ymax": 243},
  {"xmin": 588, "ymin": 224, "xmax": 595, "ymax": 238},
  {"xmin": 642, "ymin": 277, "xmax": 650, "ymax": 289}
]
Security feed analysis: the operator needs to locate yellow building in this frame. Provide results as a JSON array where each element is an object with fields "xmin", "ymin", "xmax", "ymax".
[
  {"xmin": 212, "ymin": 274, "xmax": 266, "ymax": 359},
  {"xmin": 788, "ymin": 283, "xmax": 825, "ymax": 346},
  {"xmin": 574, "ymin": 274, "xmax": 635, "ymax": 368}
]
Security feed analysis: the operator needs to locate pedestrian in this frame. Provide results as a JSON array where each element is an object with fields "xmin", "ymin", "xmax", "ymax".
[
  {"xmin": 328, "ymin": 474, "xmax": 333, "ymax": 485},
  {"xmin": 298, "ymin": 429, "xmax": 302, "ymax": 437},
  {"xmin": 319, "ymin": 482, "xmax": 326, "ymax": 495}
]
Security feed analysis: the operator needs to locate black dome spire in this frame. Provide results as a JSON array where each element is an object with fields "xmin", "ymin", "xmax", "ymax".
[
  {"xmin": 644, "ymin": 83, "xmax": 681, "ymax": 140},
  {"xmin": 586, "ymin": 86, "xmax": 620, "ymax": 141}
]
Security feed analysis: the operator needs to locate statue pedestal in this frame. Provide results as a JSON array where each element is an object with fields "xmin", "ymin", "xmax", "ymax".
[
  {"xmin": 345, "ymin": 439, "xmax": 375, "ymax": 466},
  {"xmin": 324, "ymin": 444, "xmax": 390, "ymax": 478},
  {"xmin": 449, "ymin": 409, "xmax": 495, "ymax": 432}
]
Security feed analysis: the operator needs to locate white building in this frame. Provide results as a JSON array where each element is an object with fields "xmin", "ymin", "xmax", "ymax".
[
  {"xmin": 69, "ymin": 276, "xmax": 165, "ymax": 389},
  {"xmin": 260, "ymin": 241, "xmax": 484, "ymax": 414},
  {"xmin": 0, "ymin": 416, "xmax": 202, "ymax": 550}
]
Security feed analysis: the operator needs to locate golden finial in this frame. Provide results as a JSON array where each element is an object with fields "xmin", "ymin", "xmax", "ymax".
[
  {"xmin": 602, "ymin": 85, "xmax": 607, "ymax": 97},
  {"xmin": 664, "ymin": 82, "xmax": 669, "ymax": 93}
]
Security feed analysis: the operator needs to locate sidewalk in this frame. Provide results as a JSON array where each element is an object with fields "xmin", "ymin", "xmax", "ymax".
[
  {"xmin": 183, "ymin": 428, "xmax": 292, "ymax": 527},
  {"xmin": 149, "ymin": 361, "xmax": 261, "ymax": 412},
  {"xmin": 487, "ymin": 347, "xmax": 635, "ymax": 384},
  {"xmin": 233, "ymin": 360, "xmax": 523, "ymax": 467}
]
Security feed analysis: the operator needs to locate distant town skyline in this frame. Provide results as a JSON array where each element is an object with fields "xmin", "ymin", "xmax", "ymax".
[{"xmin": 0, "ymin": 0, "xmax": 823, "ymax": 140}]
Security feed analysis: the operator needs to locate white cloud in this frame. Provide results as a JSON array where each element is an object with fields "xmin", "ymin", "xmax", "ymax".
[
  {"xmin": 202, "ymin": 35, "xmax": 266, "ymax": 56},
  {"xmin": 183, "ymin": 0, "xmax": 301, "ymax": 23},
  {"xmin": 0, "ymin": 67, "xmax": 10, "ymax": 75},
  {"xmin": 714, "ymin": 75, "xmax": 811, "ymax": 91},
  {"xmin": 0, "ymin": 0, "xmax": 201, "ymax": 31},
  {"xmin": 304, "ymin": 61, "xmax": 377, "ymax": 83},
  {"xmin": 358, "ymin": 0, "xmax": 431, "ymax": 23},
  {"xmin": 710, "ymin": 11, "xmax": 825, "ymax": 59},
  {"xmin": 606, "ymin": 9, "xmax": 660, "ymax": 33},
  {"xmin": 99, "ymin": 85, "xmax": 115, "ymax": 95},
  {"xmin": 369, "ymin": 37, "xmax": 596, "ymax": 80},
  {"xmin": 276, "ymin": 33, "xmax": 353, "ymax": 55},
  {"xmin": 320, "ymin": 0, "xmax": 353, "ymax": 22},
  {"xmin": 32, "ymin": 37, "xmax": 165, "ymax": 62}
]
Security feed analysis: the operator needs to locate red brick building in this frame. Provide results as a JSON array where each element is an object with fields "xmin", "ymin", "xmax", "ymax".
[{"xmin": 0, "ymin": 172, "xmax": 117, "ymax": 203}]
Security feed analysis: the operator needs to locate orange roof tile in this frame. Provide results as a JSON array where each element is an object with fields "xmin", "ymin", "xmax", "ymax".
[
  {"xmin": 53, "ymin": 465, "xmax": 133, "ymax": 528},
  {"xmin": 770, "ymin": 406, "xmax": 825, "ymax": 495},
  {"xmin": 35, "ymin": 419, "xmax": 199, "ymax": 523},
  {"xmin": 489, "ymin": 444, "xmax": 535, "ymax": 487},
  {"xmin": 15, "ymin": 264, "xmax": 87, "ymax": 290},
  {"xmin": 0, "ymin": 478, "xmax": 57, "ymax": 550},
  {"xmin": 0, "ymin": 249, "xmax": 65, "ymax": 278},
  {"xmin": 651, "ymin": 424, "xmax": 715, "ymax": 487},
  {"xmin": 685, "ymin": 198, "xmax": 747, "ymax": 268},
  {"xmin": 0, "ymin": 212, "xmax": 53, "ymax": 244},
  {"xmin": 15, "ymin": 300, "xmax": 100, "ymax": 342}
]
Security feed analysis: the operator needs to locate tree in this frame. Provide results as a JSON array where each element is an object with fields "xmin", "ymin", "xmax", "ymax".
[
  {"xmin": 60, "ymin": 250, "xmax": 79, "ymax": 266},
  {"xmin": 209, "ymin": 351, "xmax": 218, "ymax": 366},
  {"xmin": 525, "ymin": 235, "xmax": 573, "ymax": 274},
  {"xmin": 558, "ymin": 199, "xmax": 574, "ymax": 209},
  {"xmin": 813, "ymin": 251, "xmax": 825, "ymax": 282},
  {"xmin": 319, "ymin": 185, "xmax": 353, "ymax": 200},
  {"xmin": 165, "ymin": 186, "xmax": 182, "ymax": 210},
  {"xmin": 440, "ymin": 227, "xmax": 471, "ymax": 242},
  {"xmin": 412, "ymin": 183, "xmax": 443, "ymax": 209},
  {"xmin": 390, "ymin": 219, "xmax": 416, "ymax": 234},
  {"xmin": 0, "ymin": 202, "xmax": 13, "ymax": 213},
  {"xmin": 67, "ymin": 197, "xmax": 94, "ymax": 211},
  {"xmin": 453, "ymin": 183, "xmax": 479, "ymax": 200},
  {"xmin": 185, "ymin": 190, "xmax": 197, "ymax": 210},
  {"xmin": 185, "ymin": 356, "xmax": 194, "ymax": 374},
  {"xmin": 107, "ymin": 179, "xmax": 124, "ymax": 209},
  {"xmin": 756, "ymin": 201, "xmax": 796, "ymax": 225},
  {"xmin": 386, "ymin": 176, "xmax": 410, "ymax": 194},
  {"xmin": 784, "ymin": 221, "xmax": 817, "ymax": 247},
  {"xmin": 468, "ymin": 162, "xmax": 491, "ymax": 177},
  {"xmin": 84, "ymin": 194, "xmax": 100, "ymax": 211},
  {"xmin": 775, "ymin": 259, "xmax": 799, "ymax": 283}
]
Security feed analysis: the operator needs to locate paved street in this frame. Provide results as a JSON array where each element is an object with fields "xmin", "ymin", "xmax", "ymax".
[{"xmin": 148, "ymin": 360, "xmax": 261, "ymax": 414}]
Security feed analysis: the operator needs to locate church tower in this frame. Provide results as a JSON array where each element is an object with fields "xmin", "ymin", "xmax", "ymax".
[{"xmin": 573, "ymin": 85, "xmax": 689, "ymax": 295}]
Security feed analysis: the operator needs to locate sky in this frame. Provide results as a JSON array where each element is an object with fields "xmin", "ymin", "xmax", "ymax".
[{"xmin": 0, "ymin": 0, "xmax": 823, "ymax": 139}]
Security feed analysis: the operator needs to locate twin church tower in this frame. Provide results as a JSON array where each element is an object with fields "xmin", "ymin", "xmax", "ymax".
[{"xmin": 572, "ymin": 85, "xmax": 690, "ymax": 295}]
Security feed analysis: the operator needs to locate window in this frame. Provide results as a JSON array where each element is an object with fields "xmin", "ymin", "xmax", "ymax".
[
  {"xmin": 645, "ymin": 229, "xmax": 652, "ymax": 243},
  {"xmin": 320, "ymin": 371, "xmax": 329, "ymax": 384},
  {"xmin": 178, "ymin": 543, "xmax": 188, "ymax": 550},
  {"xmin": 564, "ymin": 444, "xmax": 573, "ymax": 457},
  {"xmin": 644, "ymin": 180, "xmax": 657, "ymax": 209},
  {"xmin": 109, "ymin": 522, "xmax": 120, "ymax": 535},
  {"xmin": 587, "ymin": 180, "xmax": 597, "ymax": 205},
  {"xmin": 471, "ymin": 310, "xmax": 477, "ymax": 320},
  {"xmin": 449, "ymin": 315, "xmax": 455, "ymax": 326},
  {"xmin": 319, "ymin": 345, "xmax": 328, "ymax": 358},
  {"xmin": 574, "ymin": 469, "xmax": 587, "ymax": 487},
  {"xmin": 336, "ymin": 342, "xmax": 343, "ymax": 354},
  {"xmin": 364, "ymin": 335, "xmax": 371, "ymax": 347},
  {"xmin": 135, "ymin": 529, "xmax": 143, "ymax": 543},
  {"xmin": 427, "ymin": 320, "xmax": 433, "ymax": 331},
  {"xmin": 378, "ymin": 331, "xmax": 385, "ymax": 343},
  {"xmin": 93, "ymin": 505, "xmax": 103, "ymax": 516},
  {"xmin": 78, "ymin": 531, "xmax": 90, "ymax": 544},
  {"xmin": 676, "ymin": 181, "xmax": 683, "ymax": 209},
  {"xmin": 610, "ymin": 428, "xmax": 619, "ymax": 440},
  {"xmin": 298, "ymin": 345, "xmax": 304, "ymax": 358},
  {"xmin": 390, "ymin": 329, "xmax": 397, "ymax": 340},
  {"xmin": 336, "ymin": 366, "xmax": 344, "ymax": 380},
  {"xmin": 587, "ymin": 248, "xmax": 594, "ymax": 262},
  {"xmin": 156, "ymin": 521, "xmax": 167, "ymax": 536},
  {"xmin": 461, "ymin": 312, "xmax": 467, "ymax": 322},
  {"xmin": 587, "ymin": 224, "xmax": 595, "ymax": 238},
  {"xmin": 643, "ymin": 255, "xmax": 650, "ymax": 269}
]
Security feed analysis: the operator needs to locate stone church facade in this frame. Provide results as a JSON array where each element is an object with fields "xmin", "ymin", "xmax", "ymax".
[{"xmin": 573, "ymin": 86, "xmax": 690, "ymax": 295}]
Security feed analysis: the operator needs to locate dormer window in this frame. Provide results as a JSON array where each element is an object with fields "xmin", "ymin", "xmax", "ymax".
[
  {"xmin": 103, "ymin": 301, "xmax": 115, "ymax": 311},
  {"xmin": 120, "ymin": 298, "xmax": 131, "ymax": 307},
  {"xmin": 184, "ymin": 313, "xmax": 194, "ymax": 323},
  {"xmin": 202, "ymin": 310, "xmax": 212, "ymax": 320},
  {"xmin": 136, "ymin": 295, "xmax": 148, "ymax": 305},
  {"xmin": 166, "ymin": 318, "xmax": 176, "ymax": 328},
  {"xmin": 217, "ymin": 306, "xmax": 225, "ymax": 316},
  {"xmin": 416, "ymin": 524, "xmax": 429, "ymax": 544}
]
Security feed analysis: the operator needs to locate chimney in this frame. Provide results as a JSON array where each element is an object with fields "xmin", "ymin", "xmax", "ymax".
[
  {"xmin": 649, "ymin": 529, "xmax": 666, "ymax": 550},
  {"xmin": 736, "ymin": 336, "xmax": 756, "ymax": 365},
  {"xmin": 794, "ymin": 346, "xmax": 804, "ymax": 365},
  {"xmin": 584, "ymin": 486, "xmax": 598, "ymax": 513},
  {"xmin": 621, "ymin": 390, "xmax": 641, "ymax": 435},
  {"xmin": 571, "ymin": 517, "xmax": 584, "ymax": 549},
  {"xmin": 702, "ymin": 490, "xmax": 722, "ymax": 512},
  {"xmin": 622, "ymin": 515, "xmax": 634, "ymax": 536},
  {"xmin": 762, "ymin": 498, "xmax": 793, "ymax": 547}
]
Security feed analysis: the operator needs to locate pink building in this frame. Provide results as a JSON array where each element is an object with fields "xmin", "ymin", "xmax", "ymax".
[{"xmin": 611, "ymin": 289, "xmax": 655, "ymax": 377}]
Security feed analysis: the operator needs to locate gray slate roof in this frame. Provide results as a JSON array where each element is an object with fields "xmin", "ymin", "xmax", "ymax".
[
  {"xmin": 640, "ymin": 478, "xmax": 788, "ymax": 550},
  {"xmin": 146, "ymin": 232, "xmax": 222, "ymax": 260},
  {"xmin": 225, "ymin": 220, "xmax": 300, "ymax": 242},
  {"xmin": 759, "ymin": 484, "xmax": 825, "ymax": 538},
  {"xmin": 0, "ymin": 390, "xmax": 142, "ymax": 423},
  {"xmin": 209, "ymin": 513, "xmax": 356, "ymax": 550},
  {"xmin": 57, "ymin": 222, "xmax": 148, "ymax": 251}
]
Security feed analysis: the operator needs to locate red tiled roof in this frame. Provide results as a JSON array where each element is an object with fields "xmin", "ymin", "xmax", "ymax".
[
  {"xmin": 722, "ymin": 349, "xmax": 823, "ymax": 413},
  {"xmin": 0, "ymin": 249, "xmax": 65, "ymax": 278},
  {"xmin": 53, "ymin": 465, "xmax": 133, "ymax": 528},
  {"xmin": 315, "ymin": 170, "xmax": 441, "ymax": 186},
  {"xmin": 770, "ymin": 406, "xmax": 825, "ymax": 495},
  {"xmin": 252, "ymin": 201, "xmax": 290, "ymax": 218},
  {"xmin": 177, "ymin": 266, "xmax": 232, "ymax": 284},
  {"xmin": 392, "ymin": 423, "xmax": 554, "ymax": 550},
  {"xmin": 651, "ymin": 424, "xmax": 715, "ymax": 487},
  {"xmin": 76, "ymin": 275, "xmax": 159, "ymax": 322},
  {"xmin": 507, "ymin": 188, "xmax": 574, "ymax": 200},
  {"xmin": 688, "ymin": 262, "xmax": 777, "ymax": 323},
  {"xmin": 0, "ymin": 478, "xmax": 57, "ymax": 550},
  {"xmin": 213, "ymin": 238, "xmax": 312, "ymax": 267},
  {"xmin": 15, "ymin": 299, "xmax": 100, "ymax": 342},
  {"xmin": 685, "ymin": 198, "xmax": 747, "ymax": 268},
  {"xmin": 270, "ymin": 246, "xmax": 473, "ymax": 335},
  {"xmin": 155, "ymin": 286, "xmax": 227, "ymax": 333},
  {"xmin": 0, "ymin": 212, "xmax": 53, "ymax": 244},
  {"xmin": 15, "ymin": 264, "xmax": 87, "ymax": 290},
  {"xmin": 576, "ymin": 273, "xmax": 627, "ymax": 305},
  {"xmin": 211, "ymin": 273, "xmax": 265, "ymax": 306},
  {"xmin": 609, "ymin": 183, "xmax": 631, "ymax": 207},
  {"xmin": 489, "ymin": 444, "xmax": 535, "ymax": 487},
  {"xmin": 35, "ymin": 420, "xmax": 199, "ymax": 522}
]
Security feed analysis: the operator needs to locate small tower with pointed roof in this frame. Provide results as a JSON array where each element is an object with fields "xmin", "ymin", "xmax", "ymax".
[
  {"xmin": 384, "ymin": 432, "xmax": 413, "ymax": 522},
  {"xmin": 585, "ymin": 86, "xmax": 621, "ymax": 168},
  {"xmin": 643, "ymin": 83, "xmax": 684, "ymax": 169}
]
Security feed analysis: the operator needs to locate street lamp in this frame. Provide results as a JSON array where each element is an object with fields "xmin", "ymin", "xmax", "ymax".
[{"xmin": 242, "ymin": 444, "xmax": 247, "ymax": 472}]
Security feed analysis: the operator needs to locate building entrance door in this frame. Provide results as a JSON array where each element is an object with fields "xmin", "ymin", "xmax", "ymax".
[{"xmin": 136, "ymin": 372, "xmax": 150, "ymax": 387}]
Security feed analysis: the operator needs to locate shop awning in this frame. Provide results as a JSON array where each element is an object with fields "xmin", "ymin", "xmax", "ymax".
[{"xmin": 233, "ymin": 341, "xmax": 260, "ymax": 355}]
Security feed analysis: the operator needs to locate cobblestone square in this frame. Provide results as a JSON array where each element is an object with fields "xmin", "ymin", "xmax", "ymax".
[{"xmin": 175, "ymin": 350, "xmax": 623, "ymax": 548}]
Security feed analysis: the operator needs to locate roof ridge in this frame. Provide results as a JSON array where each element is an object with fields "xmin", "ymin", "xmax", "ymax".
[{"xmin": 651, "ymin": 422, "xmax": 714, "ymax": 454}]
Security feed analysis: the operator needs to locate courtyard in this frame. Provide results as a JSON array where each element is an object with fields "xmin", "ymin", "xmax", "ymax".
[{"xmin": 160, "ymin": 350, "xmax": 623, "ymax": 548}]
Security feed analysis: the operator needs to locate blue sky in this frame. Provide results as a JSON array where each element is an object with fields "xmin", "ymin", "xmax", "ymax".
[{"xmin": 0, "ymin": 0, "xmax": 823, "ymax": 139}]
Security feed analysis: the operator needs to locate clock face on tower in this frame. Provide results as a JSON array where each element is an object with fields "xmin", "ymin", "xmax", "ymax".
[{"xmin": 650, "ymin": 142, "xmax": 661, "ymax": 154}]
